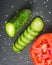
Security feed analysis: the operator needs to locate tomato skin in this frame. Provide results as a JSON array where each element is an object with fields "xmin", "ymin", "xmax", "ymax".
[{"xmin": 30, "ymin": 33, "xmax": 52, "ymax": 65}]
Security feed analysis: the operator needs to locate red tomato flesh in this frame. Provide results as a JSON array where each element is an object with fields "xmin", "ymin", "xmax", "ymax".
[{"xmin": 30, "ymin": 33, "xmax": 52, "ymax": 65}]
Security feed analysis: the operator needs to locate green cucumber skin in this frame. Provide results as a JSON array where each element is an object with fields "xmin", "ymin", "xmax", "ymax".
[
  {"xmin": 12, "ymin": 17, "xmax": 44, "ymax": 52},
  {"xmin": 6, "ymin": 9, "xmax": 31, "ymax": 37},
  {"xmin": 12, "ymin": 9, "xmax": 31, "ymax": 33}
]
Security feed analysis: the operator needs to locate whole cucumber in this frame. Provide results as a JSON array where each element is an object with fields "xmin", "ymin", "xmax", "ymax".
[
  {"xmin": 5, "ymin": 9, "xmax": 31, "ymax": 37},
  {"xmin": 12, "ymin": 17, "xmax": 44, "ymax": 52}
]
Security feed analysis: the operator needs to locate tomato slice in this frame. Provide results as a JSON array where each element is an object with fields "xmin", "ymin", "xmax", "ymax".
[{"xmin": 30, "ymin": 33, "xmax": 52, "ymax": 65}]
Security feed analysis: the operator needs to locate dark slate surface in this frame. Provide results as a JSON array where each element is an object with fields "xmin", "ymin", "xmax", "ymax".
[{"xmin": 0, "ymin": 0, "xmax": 52, "ymax": 65}]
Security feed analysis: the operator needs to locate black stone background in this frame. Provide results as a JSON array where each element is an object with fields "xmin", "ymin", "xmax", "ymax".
[{"xmin": 0, "ymin": 0, "xmax": 52, "ymax": 65}]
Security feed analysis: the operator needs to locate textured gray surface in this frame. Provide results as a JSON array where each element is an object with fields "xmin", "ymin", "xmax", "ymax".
[{"xmin": 0, "ymin": 0, "xmax": 52, "ymax": 65}]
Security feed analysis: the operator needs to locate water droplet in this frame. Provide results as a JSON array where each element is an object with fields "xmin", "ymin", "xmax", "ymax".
[
  {"xmin": 31, "ymin": 15, "xmax": 33, "ymax": 17},
  {"xmin": 33, "ymin": 13, "xmax": 35, "ymax": 16},
  {"xmin": 8, "ymin": 43, "xmax": 10, "ymax": 46},
  {"xmin": 5, "ymin": 14, "xmax": 8, "ymax": 17},
  {"xmin": 2, "ymin": 47, "xmax": 5, "ymax": 49},
  {"xmin": 11, "ymin": 5, "xmax": 14, "ymax": 8},
  {"xmin": 25, "ymin": 0, "xmax": 27, "ymax": 2},
  {"xmin": 41, "ymin": 16, "xmax": 43, "ymax": 18},
  {"xmin": 4, "ymin": 38, "xmax": 6, "ymax": 40},
  {"xmin": 26, "ymin": 61, "xmax": 29, "ymax": 63},
  {"xmin": 5, "ymin": 21, "xmax": 7, "ymax": 24},
  {"xmin": 49, "ymin": 11, "xmax": 51, "ymax": 14},
  {"xmin": 29, "ymin": 1, "xmax": 32, "ymax": 4},
  {"xmin": 35, "ymin": 12, "xmax": 39, "ymax": 15},
  {"xmin": 4, "ymin": 49, "xmax": 6, "ymax": 52},
  {"xmin": 9, "ymin": 38, "xmax": 11, "ymax": 42},
  {"xmin": 5, "ymin": 42, "xmax": 7, "ymax": 44},
  {"xmin": 46, "ymin": 0, "xmax": 48, "ymax": 2},
  {"xmin": 43, "ymin": 1, "xmax": 46, "ymax": 4},
  {"xmin": 3, "ymin": 58, "xmax": 7, "ymax": 61},
  {"xmin": 17, "ymin": 52, "xmax": 20, "ymax": 53},
  {"xmin": 34, "ymin": 0, "xmax": 36, "ymax": 3},
  {"xmin": 47, "ymin": 20, "xmax": 50, "ymax": 22},
  {"xmin": 16, "ymin": 11, "xmax": 18, "ymax": 13}
]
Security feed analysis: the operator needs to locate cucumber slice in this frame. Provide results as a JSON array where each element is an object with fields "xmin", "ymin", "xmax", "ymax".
[
  {"xmin": 27, "ymin": 26, "xmax": 39, "ymax": 37},
  {"xmin": 5, "ymin": 23, "xmax": 15, "ymax": 37},
  {"xmin": 12, "ymin": 44, "xmax": 20, "ymax": 52},
  {"xmin": 24, "ymin": 30, "xmax": 34, "ymax": 40},
  {"xmin": 18, "ymin": 37, "xmax": 27, "ymax": 47},
  {"xmin": 21, "ymin": 34, "xmax": 31, "ymax": 44},
  {"xmin": 15, "ymin": 43, "xmax": 23, "ymax": 50},
  {"xmin": 31, "ymin": 17, "xmax": 44, "ymax": 32}
]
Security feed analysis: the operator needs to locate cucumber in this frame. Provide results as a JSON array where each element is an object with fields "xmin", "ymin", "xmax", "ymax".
[
  {"xmin": 31, "ymin": 17, "xmax": 44, "ymax": 32},
  {"xmin": 5, "ymin": 9, "xmax": 31, "ymax": 37},
  {"xmin": 12, "ymin": 17, "xmax": 44, "ymax": 52},
  {"xmin": 18, "ymin": 37, "xmax": 27, "ymax": 47}
]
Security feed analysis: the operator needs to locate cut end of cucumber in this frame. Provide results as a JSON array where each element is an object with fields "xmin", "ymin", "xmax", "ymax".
[
  {"xmin": 31, "ymin": 17, "xmax": 44, "ymax": 32},
  {"xmin": 5, "ymin": 23, "xmax": 15, "ymax": 37},
  {"xmin": 12, "ymin": 44, "xmax": 20, "ymax": 52}
]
